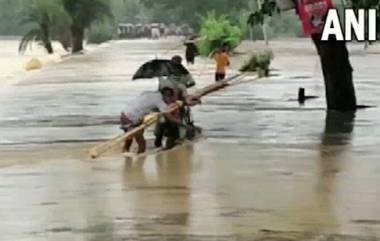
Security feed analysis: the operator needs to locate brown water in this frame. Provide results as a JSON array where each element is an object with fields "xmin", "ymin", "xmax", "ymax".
[
  {"xmin": 1, "ymin": 38, "xmax": 380, "ymax": 240},
  {"xmin": 0, "ymin": 36, "xmax": 79, "ymax": 85}
]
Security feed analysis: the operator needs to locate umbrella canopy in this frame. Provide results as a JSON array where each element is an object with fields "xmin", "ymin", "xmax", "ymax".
[{"xmin": 132, "ymin": 59, "xmax": 190, "ymax": 80}]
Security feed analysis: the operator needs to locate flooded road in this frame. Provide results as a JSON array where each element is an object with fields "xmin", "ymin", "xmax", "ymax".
[{"xmin": 1, "ymin": 39, "xmax": 380, "ymax": 240}]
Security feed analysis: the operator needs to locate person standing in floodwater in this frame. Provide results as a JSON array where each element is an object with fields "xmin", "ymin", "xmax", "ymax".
[
  {"xmin": 120, "ymin": 88, "xmax": 178, "ymax": 154},
  {"xmin": 212, "ymin": 46, "xmax": 230, "ymax": 82},
  {"xmin": 185, "ymin": 39, "xmax": 199, "ymax": 65}
]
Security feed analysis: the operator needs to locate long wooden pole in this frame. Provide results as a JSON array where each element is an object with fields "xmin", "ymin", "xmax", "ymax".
[
  {"xmin": 88, "ymin": 73, "xmax": 247, "ymax": 159},
  {"xmin": 88, "ymin": 104, "xmax": 179, "ymax": 159}
]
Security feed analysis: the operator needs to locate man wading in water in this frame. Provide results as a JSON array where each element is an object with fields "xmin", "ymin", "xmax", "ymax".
[
  {"xmin": 185, "ymin": 37, "xmax": 199, "ymax": 65},
  {"xmin": 212, "ymin": 46, "xmax": 230, "ymax": 82},
  {"xmin": 155, "ymin": 55, "xmax": 201, "ymax": 149},
  {"xmin": 120, "ymin": 87, "xmax": 180, "ymax": 154}
]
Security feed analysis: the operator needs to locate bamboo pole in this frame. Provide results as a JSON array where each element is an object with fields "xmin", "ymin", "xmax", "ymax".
[
  {"xmin": 88, "ymin": 104, "xmax": 179, "ymax": 159},
  {"xmin": 88, "ymin": 73, "xmax": 247, "ymax": 159}
]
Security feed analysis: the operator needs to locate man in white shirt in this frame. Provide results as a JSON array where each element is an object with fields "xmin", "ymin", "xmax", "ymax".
[{"xmin": 120, "ymin": 87, "xmax": 179, "ymax": 154}]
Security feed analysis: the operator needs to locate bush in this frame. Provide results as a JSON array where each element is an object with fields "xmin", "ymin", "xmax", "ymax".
[
  {"xmin": 197, "ymin": 11, "xmax": 242, "ymax": 56},
  {"xmin": 240, "ymin": 50, "xmax": 274, "ymax": 76},
  {"xmin": 87, "ymin": 22, "xmax": 114, "ymax": 44}
]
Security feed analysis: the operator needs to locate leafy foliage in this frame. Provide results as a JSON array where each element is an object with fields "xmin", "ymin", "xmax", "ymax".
[
  {"xmin": 197, "ymin": 12, "xmax": 242, "ymax": 56},
  {"xmin": 87, "ymin": 21, "xmax": 114, "ymax": 44},
  {"xmin": 240, "ymin": 50, "xmax": 273, "ymax": 75},
  {"xmin": 247, "ymin": 0, "xmax": 279, "ymax": 27},
  {"xmin": 62, "ymin": 0, "xmax": 112, "ymax": 52},
  {"xmin": 62, "ymin": 0, "xmax": 112, "ymax": 29},
  {"xmin": 0, "ymin": 0, "xmax": 31, "ymax": 35},
  {"xmin": 19, "ymin": 0, "xmax": 70, "ymax": 54},
  {"xmin": 111, "ymin": 0, "xmax": 146, "ymax": 23},
  {"xmin": 19, "ymin": 29, "xmax": 41, "ymax": 54}
]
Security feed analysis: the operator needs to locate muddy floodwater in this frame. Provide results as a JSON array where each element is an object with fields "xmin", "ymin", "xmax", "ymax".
[{"xmin": 1, "ymin": 38, "xmax": 380, "ymax": 241}]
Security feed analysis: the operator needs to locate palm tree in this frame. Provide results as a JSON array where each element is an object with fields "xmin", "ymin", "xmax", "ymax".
[
  {"xmin": 62, "ymin": 0, "xmax": 112, "ymax": 53},
  {"xmin": 19, "ymin": 0, "xmax": 70, "ymax": 54}
]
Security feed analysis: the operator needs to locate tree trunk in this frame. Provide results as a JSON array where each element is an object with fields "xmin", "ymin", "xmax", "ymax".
[
  {"xmin": 71, "ymin": 25, "xmax": 85, "ymax": 53},
  {"xmin": 56, "ymin": 30, "xmax": 72, "ymax": 52},
  {"xmin": 322, "ymin": 110, "xmax": 355, "ymax": 146},
  {"xmin": 41, "ymin": 25, "xmax": 53, "ymax": 54},
  {"xmin": 42, "ymin": 37, "xmax": 54, "ymax": 54},
  {"xmin": 311, "ymin": 33, "xmax": 357, "ymax": 111}
]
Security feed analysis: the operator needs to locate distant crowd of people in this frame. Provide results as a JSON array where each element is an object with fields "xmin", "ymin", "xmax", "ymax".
[{"xmin": 118, "ymin": 23, "xmax": 195, "ymax": 39}]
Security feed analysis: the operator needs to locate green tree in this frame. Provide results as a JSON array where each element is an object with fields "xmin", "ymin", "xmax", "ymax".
[
  {"xmin": 0, "ymin": 0, "xmax": 30, "ymax": 35},
  {"xmin": 197, "ymin": 12, "xmax": 242, "ymax": 55},
  {"xmin": 19, "ymin": 0, "xmax": 70, "ymax": 54},
  {"xmin": 62, "ymin": 0, "xmax": 112, "ymax": 53},
  {"xmin": 111, "ymin": 0, "xmax": 145, "ymax": 23}
]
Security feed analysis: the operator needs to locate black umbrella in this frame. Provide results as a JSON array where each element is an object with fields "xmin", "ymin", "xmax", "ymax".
[{"xmin": 132, "ymin": 59, "xmax": 190, "ymax": 80}]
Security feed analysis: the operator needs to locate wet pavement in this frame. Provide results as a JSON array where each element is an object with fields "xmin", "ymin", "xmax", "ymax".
[{"xmin": 1, "ymin": 39, "xmax": 380, "ymax": 240}]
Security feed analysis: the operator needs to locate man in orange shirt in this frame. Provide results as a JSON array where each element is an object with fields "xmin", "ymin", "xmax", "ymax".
[{"xmin": 213, "ymin": 46, "xmax": 230, "ymax": 82}]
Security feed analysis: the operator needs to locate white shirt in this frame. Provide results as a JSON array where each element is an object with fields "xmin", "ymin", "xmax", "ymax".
[{"xmin": 122, "ymin": 92, "xmax": 167, "ymax": 123}]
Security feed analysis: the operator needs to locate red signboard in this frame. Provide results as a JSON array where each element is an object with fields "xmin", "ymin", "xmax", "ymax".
[{"xmin": 297, "ymin": 0, "xmax": 334, "ymax": 35}]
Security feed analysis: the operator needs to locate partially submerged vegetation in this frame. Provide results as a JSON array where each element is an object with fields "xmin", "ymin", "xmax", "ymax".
[{"xmin": 240, "ymin": 50, "xmax": 273, "ymax": 77}]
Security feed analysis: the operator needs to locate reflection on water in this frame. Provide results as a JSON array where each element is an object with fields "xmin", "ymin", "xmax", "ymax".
[
  {"xmin": 316, "ymin": 111, "xmax": 355, "ymax": 234},
  {"xmin": 320, "ymin": 111, "xmax": 355, "ymax": 183},
  {"xmin": 282, "ymin": 111, "xmax": 356, "ymax": 236},
  {"xmin": 120, "ymin": 145, "xmax": 196, "ymax": 238},
  {"xmin": 122, "ymin": 144, "xmax": 196, "ymax": 188},
  {"xmin": 322, "ymin": 111, "xmax": 355, "ymax": 146}
]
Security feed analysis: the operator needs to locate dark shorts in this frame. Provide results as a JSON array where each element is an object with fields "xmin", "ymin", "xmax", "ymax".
[
  {"xmin": 186, "ymin": 54, "xmax": 195, "ymax": 65},
  {"xmin": 120, "ymin": 113, "xmax": 140, "ymax": 131},
  {"xmin": 215, "ymin": 73, "xmax": 226, "ymax": 82}
]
